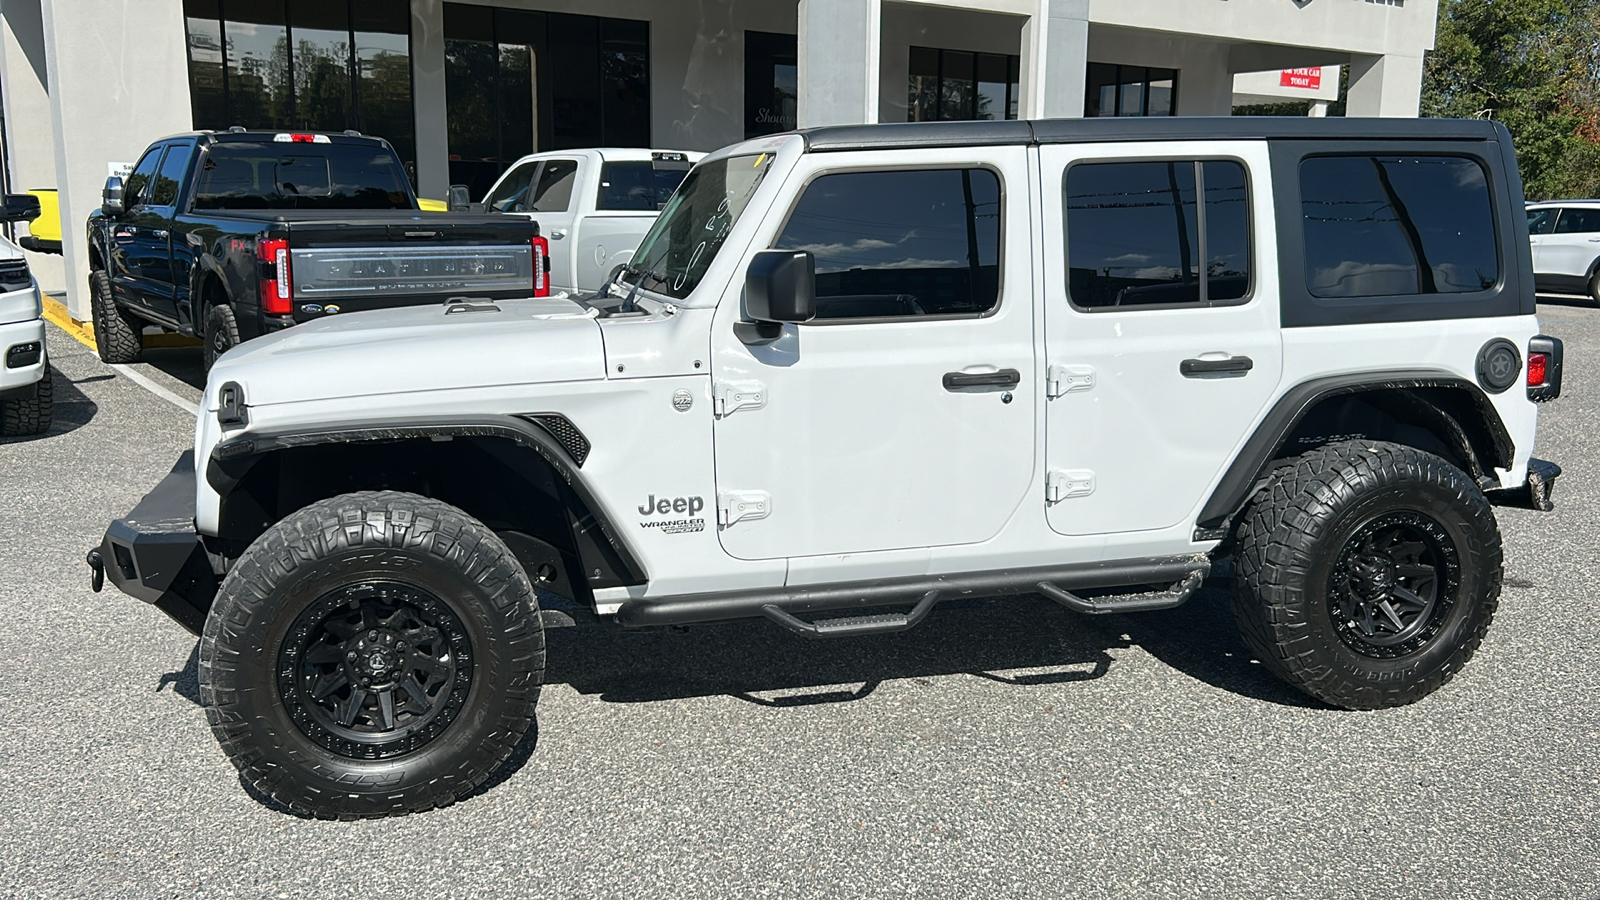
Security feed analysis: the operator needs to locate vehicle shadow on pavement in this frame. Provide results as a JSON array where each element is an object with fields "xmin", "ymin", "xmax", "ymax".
[
  {"xmin": 138, "ymin": 347, "xmax": 206, "ymax": 392},
  {"xmin": 155, "ymin": 642, "xmax": 201, "ymax": 703},
  {"xmin": 541, "ymin": 590, "xmax": 1319, "ymax": 709}
]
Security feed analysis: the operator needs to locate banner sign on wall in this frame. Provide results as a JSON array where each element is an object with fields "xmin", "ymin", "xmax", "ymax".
[{"xmin": 1279, "ymin": 68, "xmax": 1324, "ymax": 90}]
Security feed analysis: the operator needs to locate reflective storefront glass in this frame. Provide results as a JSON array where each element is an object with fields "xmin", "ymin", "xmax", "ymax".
[
  {"xmin": 182, "ymin": 0, "xmax": 416, "ymax": 176},
  {"xmin": 908, "ymin": 46, "xmax": 1019, "ymax": 122}
]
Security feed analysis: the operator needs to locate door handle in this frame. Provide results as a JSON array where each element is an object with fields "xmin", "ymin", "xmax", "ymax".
[
  {"xmin": 551, "ymin": 229, "xmax": 567, "ymax": 240},
  {"xmin": 943, "ymin": 368, "xmax": 1021, "ymax": 390},
  {"xmin": 152, "ymin": 229, "xmax": 169, "ymax": 239},
  {"xmin": 1180, "ymin": 356, "xmax": 1254, "ymax": 377}
]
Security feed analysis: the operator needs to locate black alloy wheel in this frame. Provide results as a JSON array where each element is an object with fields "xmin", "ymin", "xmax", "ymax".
[
  {"xmin": 1327, "ymin": 511, "xmax": 1459, "ymax": 658},
  {"xmin": 278, "ymin": 581, "xmax": 474, "ymax": 760}
]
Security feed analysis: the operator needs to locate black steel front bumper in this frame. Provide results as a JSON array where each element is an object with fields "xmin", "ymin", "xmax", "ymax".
[
  {"xmin": 1488, "ymin": 458, "xmax": 1562, "ymax": 512},
  {"xmin": 90, "ymin": 451, "xmax": 217, "ymax": 634}
]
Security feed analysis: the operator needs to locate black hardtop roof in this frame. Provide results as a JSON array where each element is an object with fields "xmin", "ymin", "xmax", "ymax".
[{"xmin": 798, "ymin": 116, "xmax": 1508, "ymax": 153}]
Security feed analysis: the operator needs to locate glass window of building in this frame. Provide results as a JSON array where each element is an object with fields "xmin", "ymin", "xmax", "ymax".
[
  {"xmin": 908, "ymin": 47, "xmax": 1020, "ymax": 122},
  {"xmin": 745, "ymin": 31, "xmax": 798, "ymax": 138},
  {"xmin": 182, "ymin": 0, "xmax": 415, "ymax": 179},
  {"xmin": 1085, "ymin": 64, "xmax": 1178, "ymax": 117},
  {"xmin": 443, "ymin": 4, "xmax": 651, "ymax": 199}
]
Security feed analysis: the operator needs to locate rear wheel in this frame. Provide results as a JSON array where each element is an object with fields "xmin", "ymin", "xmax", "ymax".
[
  {"xmin": 200, "ymin": 492, "xmax": 545, "ymax": 818},
  {"xmin": 1586, "ymin": 269, "xmax": 1600, "ymax": 305},
  {"xmin": 1231, "ymin": 440, "xmax": 1502, "ymax": 709},
  {"xmin": 88, "ymin": 270, "xmax": 142, "ymax": 363},
  {"xmin": 203, "ymin": 303, "xmax": 240, "ymax": 372},
  {"xmin": 0, "ymin": 363, "xmax": 52, "ymax": 437}
]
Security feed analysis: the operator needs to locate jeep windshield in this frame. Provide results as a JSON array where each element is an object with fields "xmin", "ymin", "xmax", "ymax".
[{"xmin": 620, "ymin": 153, "xmax": 774, "ymax": 301}]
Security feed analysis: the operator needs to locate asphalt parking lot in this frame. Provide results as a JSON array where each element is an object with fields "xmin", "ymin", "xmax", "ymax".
[{"xmin": 2, "ymin": 304, "xmax": 1597, "ymax": 898}]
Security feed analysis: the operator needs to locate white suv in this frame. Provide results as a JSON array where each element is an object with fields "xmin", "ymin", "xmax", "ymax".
[
  {"xmin": 1527, "ymin": 199, "xmax": 1600, "ymax": 302},
  {"xmin": 97, "ymin": 117, "xmax": 1564, "ymax": 819},
  {"xmin": 0, "ymin": 227, "xmax": 50, "ymax": 437}
]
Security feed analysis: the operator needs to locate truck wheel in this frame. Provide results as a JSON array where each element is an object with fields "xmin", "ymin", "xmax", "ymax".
[
  {"xmin": 203, "ymin": 303, "xmax": 240, "ymax": 372},
  {"xmin": 88, "ymin": 270, "xmax": 142, "ymax": 364},
  {"xmin": 1, "ymin": 363, "xmax": 52, "ymax": 437},
  {"xmin": 199, "ymin": 492, "xmax": 545, "ymax": 819},
  {"xmin": 1230, "ymin": 440, "xmax": 1502, "ymax": 710}
]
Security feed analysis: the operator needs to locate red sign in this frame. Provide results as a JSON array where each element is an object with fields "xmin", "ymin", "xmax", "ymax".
[{"xmin": 1280, "ymin": 68, "xmax": 1323, "ymax": 90}]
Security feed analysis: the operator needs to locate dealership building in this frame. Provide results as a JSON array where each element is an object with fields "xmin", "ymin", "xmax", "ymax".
[{"xmin": 0, "ymin": 0, "xmax": 1436, "ymax": 319}]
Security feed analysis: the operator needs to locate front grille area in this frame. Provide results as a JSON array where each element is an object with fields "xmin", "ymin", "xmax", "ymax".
[
  {"xmin": 525, "ymin": 414, "xmax": 591, "ymax": 466},
  {"xmin": 0, "ymin": 260, "xmax": 31, "ymax": 293}
]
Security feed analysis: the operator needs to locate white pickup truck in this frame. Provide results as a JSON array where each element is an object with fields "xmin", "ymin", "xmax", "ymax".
[{"xmin": 477, "ymin": 148, "xmax": 703, "ymax": 295}]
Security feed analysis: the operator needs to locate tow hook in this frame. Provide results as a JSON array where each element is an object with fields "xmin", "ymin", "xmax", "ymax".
[{"xmin": 86, "ymin": 549, "xmax": 104, "ymax": 593}]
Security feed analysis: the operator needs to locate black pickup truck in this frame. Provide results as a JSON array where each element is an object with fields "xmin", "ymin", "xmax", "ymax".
[{"xmin": 86, "ymin": 130, "xmax": 540, "ymax": 369}]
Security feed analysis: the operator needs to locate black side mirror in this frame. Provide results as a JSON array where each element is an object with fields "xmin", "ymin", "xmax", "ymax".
[
  {"xmin": 0, "ymin": 193, "xmax": 40, "ymax": 223},
  {"xmin": 102, "ymin": 177, "xmax": 125, "ymax": 216},
  {"xmin": 447, "ymin": 184, "xmax": 472, "ymax": 212},
  {"xmin": 746, "ymin": 249, "xmax": 815, "ymax": 319}
]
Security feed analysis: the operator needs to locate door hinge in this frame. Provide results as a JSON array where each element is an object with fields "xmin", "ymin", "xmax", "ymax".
[
  {"xmin": 1046, "ymin": 365, "xmax": 1095, "ymax": 399},
  {"xmin": 1046, "ymin": 469, "xmax": 1095, "ymax": 503},
  {"xmin": 714, "ymin": 380, "xmax": 767, "ymax": 418},
  {"xmin": 718, "ymin": 491, "xmax": 771, "ymax": 527}
]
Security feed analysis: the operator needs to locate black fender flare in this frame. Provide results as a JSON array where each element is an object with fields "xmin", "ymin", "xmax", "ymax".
[
  {"xmin": 206, "ymin": 414, "xmax": 647, "ymax": 587},
  {"xmin": 1196, "ymin": 370, "xmax": 1515, "ymax": 531}
]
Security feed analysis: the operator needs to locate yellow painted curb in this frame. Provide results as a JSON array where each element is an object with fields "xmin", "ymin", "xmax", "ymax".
[{"xmin": 43, "ymin": 295, "xmax": 203, "ymax": 351}]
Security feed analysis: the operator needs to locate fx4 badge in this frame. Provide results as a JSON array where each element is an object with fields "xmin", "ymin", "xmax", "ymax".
[{"xmin": 637, "ymin": 494, "xmax": 706, "ymax": 535}]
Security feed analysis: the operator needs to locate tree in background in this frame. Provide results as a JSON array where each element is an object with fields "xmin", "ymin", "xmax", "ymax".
[{"xmin": 1423, "ymin": 0, "xmax": 1600, "ymax": 199}]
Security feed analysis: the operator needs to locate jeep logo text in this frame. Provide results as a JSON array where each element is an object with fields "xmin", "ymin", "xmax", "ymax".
[{"xmin": 639, "ymin": 494, "xmax": 704, "ymax": 517}]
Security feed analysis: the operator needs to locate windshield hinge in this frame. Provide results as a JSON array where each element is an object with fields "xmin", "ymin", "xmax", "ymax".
[
  {"xmin": 718, "ymin": 490, "xmax": 771, "ymax": 527},
  {"xmin": 714, "ymin": 380, "xmax": 767, "ymax": 418}
]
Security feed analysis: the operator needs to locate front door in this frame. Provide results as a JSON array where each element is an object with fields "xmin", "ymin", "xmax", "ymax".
[
  {"xmin": 1527, "ymin": 206, "xmax": 1557, "ymax": 289},
  {"xmin": 710, "ymin": 148, "xmax": 1036, "ymax": 562},
  {"xmin": 521, "ymin": 158, "xmax": 581, "ymax": 293},
  {"xmin": 1543, "ymin": 206, "xmax": 1600, "ymax": 292},
  {"xmin": 1038, "ymin": 143, "xmax": 1283, "ymax": 537},
  {"xmin": 109, "ymin": 146, "xmax": 166, "ymax": 315}
]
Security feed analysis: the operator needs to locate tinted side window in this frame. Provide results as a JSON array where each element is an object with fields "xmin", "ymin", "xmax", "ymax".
[
  {"xmin": 528, "ymin": 159, "xmax": 578, "ymax": 212},
  {"xmin": 1554, "ymin": 208, "xmax": 1600, "ymax": 234},
  {"xmin": 151, "ymin": 144, "xmax": 193, "ymax": 207},
  {"xmin": 487, "ymin": 161, "xmax": 540, "ymax": 212},
  {"xmin": 1527, "ymin": 207, "xmax": 1558, "ymax": 235},
  {"xmin": 772, "ymin": 168, "xmax": 1001, "ymax": 320},
  {"xmin": 125, "ymin": 147, "xmax": 165, "ymax": 208},
  {"xmin": 1065, "ymin": 160, "xmax": 1251, "ymax": 308},
  {"xmin": 1300, "ymin": 156, "xmax": 1498, "ymax": 299}
]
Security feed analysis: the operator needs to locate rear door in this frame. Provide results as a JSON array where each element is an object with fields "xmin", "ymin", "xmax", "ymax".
[
  {"xmin": 1543, "ymin": 206, "xmax": 1600, "ymax": 292},
  {"xmin": 710, "ymin": 147, "xmax": 1036, "ymax": 562},
  {"xmin": 1526, "ymin": 206, "xmax": 1557, "ymax": 287},
  {"xmin": 1038, "ymin": 141, "xmax": 1283, "ymax": 537}
]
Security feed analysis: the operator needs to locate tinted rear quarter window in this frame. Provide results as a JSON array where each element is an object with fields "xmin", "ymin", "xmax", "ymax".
[
  {"xmin": 1300, "ymin": 155, "xmax": 1498, "ymax": 298},
  {"xmin": 596, "ymin": 161, "xmax": 691, "ymax": 211},
  {"xmin": 772, "ymin": 168, "xmax": 1001, "ymax": 320}
]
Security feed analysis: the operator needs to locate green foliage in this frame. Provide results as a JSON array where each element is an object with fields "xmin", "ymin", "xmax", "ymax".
[{"xmin": 1423, "ymin": 0, "xmax": 1600, "ymax": 199}]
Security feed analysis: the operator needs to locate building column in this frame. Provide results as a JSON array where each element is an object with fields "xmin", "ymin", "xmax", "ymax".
[
  {"xmin": 40, "ymin": 0, "xmax": 191, "ymax": 320},
  {"xmin": 411, "ymin": 0, "xmax": 450, "ymax": 200},
  {"xmin": 1019, "ymin": 0, "xmax": 1088, "ymax": 119},
  {"xmin": 0, "ymin": 0, "xmax": 64, "ymax": 292},
  {"xmin": 797, "ymin": 0, "xmax": 881, "ymax": 129},
  {"xmin": 1345, "ymin": 53, "xmax": 1424, "ymax": 118}
]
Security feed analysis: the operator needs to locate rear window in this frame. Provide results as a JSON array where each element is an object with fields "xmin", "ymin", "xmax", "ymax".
[
  {"xmin": 596, "ymin": 162, "xmax": 690, "ymax": 211},
  {"xmin": 192, "ymin": 142, "xmax": 413, "ymax": 210},
  {"xmin": 1300, "ymin": 155, "xmax": 1498, "ymax": 299}
]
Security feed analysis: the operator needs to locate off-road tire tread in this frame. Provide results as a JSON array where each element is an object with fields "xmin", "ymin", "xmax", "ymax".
[
  {"xmin": 1230, "ymin": 440, "xmax": 1502, "ymax": 710},
  {"xmin": 199, "ymin": 491, "xmax": 545, "ymax": 819},
  {"xmin": 88, "ymin": 269, "xmax": 142, "ymax": 363},
  {"xmin": 0, "ymin": 363, "xmax": 52, "ymax": 436},
  {"xmin": 203, "ymin": 303, "xmax": 240, "ymax": 372}
]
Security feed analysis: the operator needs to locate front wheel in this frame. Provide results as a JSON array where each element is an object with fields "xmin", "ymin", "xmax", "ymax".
[
  {"xmin": 0, "ymin": 363, "xmax": 52, "ymax": 436},
  {"xmin": 1231, "ymin": 440, "xmax": 1502, "ymax": 710},
  {"xmin": 88, "ymin": 270, "xmax": 143, "ymax": 364},
  {"xmin": 199, "ymin": 492, "xmax": 545, "ymax": 818}
]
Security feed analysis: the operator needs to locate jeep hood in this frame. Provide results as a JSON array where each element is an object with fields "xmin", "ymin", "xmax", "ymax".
[{"xmin": 206, "ymin": 297, "xmax": 604, "ymax": 408}]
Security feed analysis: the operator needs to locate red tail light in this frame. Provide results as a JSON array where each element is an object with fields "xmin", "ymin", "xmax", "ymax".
[
  {"xmin": 531, "ymin": 233, "xmax": 550, "ymax": 297},
  {"xmin": 1527, "ymin": 352, "xmax": 1548, "ymax": 387},
  {"xmin": 258, "ymin": 238, "xmax": 292, "ymax": 315}
]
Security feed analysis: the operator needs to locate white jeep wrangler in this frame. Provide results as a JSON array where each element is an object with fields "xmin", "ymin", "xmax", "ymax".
[{"xmin": 96, "ymin": 117, "xmax": 1565, "ymax": 819}]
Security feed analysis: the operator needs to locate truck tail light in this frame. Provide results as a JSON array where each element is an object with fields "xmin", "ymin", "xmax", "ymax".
[
  {"xmin": 259, "ymin": 238, "xmax": 292, "ymax": 315},
  {"xmin": 1527, "ymin": 334, "xmax": 1563, "ymax": 403},
  {"xmin": 531, "ymin": 233, "xmax": 550, "ymax": 297}
]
